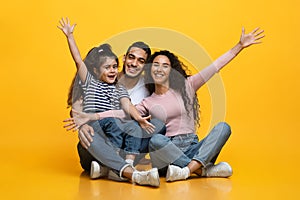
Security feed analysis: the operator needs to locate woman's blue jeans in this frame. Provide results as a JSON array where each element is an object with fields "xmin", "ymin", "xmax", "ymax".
[{"xmin": 149, "ymin": 122, "xmax": 231, "ymax": 176}]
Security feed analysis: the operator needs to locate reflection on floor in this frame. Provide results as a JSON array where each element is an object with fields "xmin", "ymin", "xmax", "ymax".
[
  {"xmin": 1, "ymin": 135, "xmax": 299, "ymax": 200},
  {"xmin": 77, "ymin": 169, "xmax": 233, "ymax": 200}
]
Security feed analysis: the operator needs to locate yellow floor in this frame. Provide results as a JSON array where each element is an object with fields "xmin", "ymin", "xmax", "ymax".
[{"xmin": 1, "ymin": 124, "xmax": 299, "ymax": 200}]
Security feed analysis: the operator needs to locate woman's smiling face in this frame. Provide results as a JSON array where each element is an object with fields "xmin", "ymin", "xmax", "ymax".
[{"xmin": 151, "ymin": 55, "xmax": 171, "ymax": 86}]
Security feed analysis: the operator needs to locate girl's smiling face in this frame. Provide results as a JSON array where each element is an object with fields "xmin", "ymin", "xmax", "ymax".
[{"xmin": 95, "ymin": 56, "xmax": 119, "ymax": 84}]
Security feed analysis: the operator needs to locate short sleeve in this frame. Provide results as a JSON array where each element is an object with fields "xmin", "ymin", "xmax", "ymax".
[
  {"xmin": 117, "ymin": 84, "xmax": 130, "ymax": 100},
  {"xmin": 79, "ymin": 71, "xmax": 92, "ymax": 92}
]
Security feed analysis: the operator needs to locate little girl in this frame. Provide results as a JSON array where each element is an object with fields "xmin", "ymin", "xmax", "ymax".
[{"xmin": 58, "ymin": 17, "xmax": 155, "ymax": 166}]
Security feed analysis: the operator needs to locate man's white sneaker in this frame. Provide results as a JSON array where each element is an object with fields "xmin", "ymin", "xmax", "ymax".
[
  {"xmin": 90, "ymin": 161, "xmax": 109, "ymax": 179},
  {"xmin": 202, "ymin": 162, "xmax": 232, "ymax": 178},
  {"xmin": 132, "ymin": 168, "xmax": 160, "ymax": 187},
  {"xmin": 166, "ymin": 165, "xmax": 190, "ymax": 182}
]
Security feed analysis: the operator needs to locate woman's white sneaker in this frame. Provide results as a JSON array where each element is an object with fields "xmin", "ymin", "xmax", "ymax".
[{"xmin": 202, "ymin": 162, "xmax": 232, "ymax": 178}]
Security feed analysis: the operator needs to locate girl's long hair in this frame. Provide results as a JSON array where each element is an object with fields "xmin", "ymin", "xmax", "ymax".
[{"xmin": 67, "ymin": 44, "xmax": 119, "ymax": 109}]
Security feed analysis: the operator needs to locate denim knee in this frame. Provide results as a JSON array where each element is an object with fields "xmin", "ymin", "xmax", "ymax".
[
  {"xmin": 149, "ymin": 134, "xmax": 168, "ymax": 150},
  {"xmin": 215, "ymin": 122, "xmax": 231, "ymax": 139},
  {"xmin": 150, "ymin": 118, "xmax": 166, "ymax": 135},
  {"xmin": 123, "ymin": 121, "xmax": 143, "ymax": 138}
]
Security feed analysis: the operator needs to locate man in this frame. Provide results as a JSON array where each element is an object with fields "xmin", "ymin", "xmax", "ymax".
[{"xmin": 118, "ymin": 42, "xmax": 151, "ymax": 105}]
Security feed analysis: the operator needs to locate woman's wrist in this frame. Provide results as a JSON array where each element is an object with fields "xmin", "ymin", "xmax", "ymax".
[{"xmin": 231, "ymin": 42, "xmax": 243, "ymax": 56}]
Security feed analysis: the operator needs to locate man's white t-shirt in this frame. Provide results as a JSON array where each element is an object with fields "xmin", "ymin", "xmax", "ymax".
[{"xmin": 127, "ymin": 76, "xmax": 149, "ymax": 105}]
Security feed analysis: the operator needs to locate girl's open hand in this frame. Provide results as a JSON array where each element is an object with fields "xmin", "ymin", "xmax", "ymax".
[{"xmin": 57, "ymin": 17, "xmax": 76, "ymax": 37}]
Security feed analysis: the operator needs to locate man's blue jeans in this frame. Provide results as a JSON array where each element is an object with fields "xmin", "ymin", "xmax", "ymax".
[
  {"xmin": 77, "ymin": 119, "xmax": 166, "ymax": 174},
  {"xmin": 77, "ymin": 120, "xmax": 128, "ymax": 175}
]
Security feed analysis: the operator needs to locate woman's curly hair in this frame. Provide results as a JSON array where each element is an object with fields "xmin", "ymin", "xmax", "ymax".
[{"xmin": 144, "ymin": 50, "xmax": 200, "ymax": 127}]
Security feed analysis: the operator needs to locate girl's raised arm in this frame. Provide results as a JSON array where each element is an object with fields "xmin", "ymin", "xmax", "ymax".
[{"xmin": 58, "ymin": 17, "xmax": 88, "ymax": 83}]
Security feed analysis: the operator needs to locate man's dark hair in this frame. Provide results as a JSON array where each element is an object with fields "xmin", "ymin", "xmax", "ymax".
[{"xmin": 126, "ymin": 41, "xmax": 151, "ymax": 60}]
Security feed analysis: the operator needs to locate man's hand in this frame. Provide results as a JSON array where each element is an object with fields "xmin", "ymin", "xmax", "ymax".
[{"xmin": 78, "ymin": 124, "xmax": 94, "ymax": 149}]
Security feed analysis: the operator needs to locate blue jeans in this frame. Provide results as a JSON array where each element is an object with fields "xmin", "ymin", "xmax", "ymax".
[
  {"xmin": 132, "ymin": 118, "xmax": 166, "ymax": 165},
  {"xmin": 77, "ymin": 121, "xmax": 128, "ymax": 176},
  {"xmin": 149, "ymin": 122, "xmax": 231, "ymax": 176},
  {"xmin": 77, "ymin": 119, "xmax": 166, "ymax": 174},
  {"xmin": 98, "ymin": 118, "xmax": 143, "ymax": 155}
]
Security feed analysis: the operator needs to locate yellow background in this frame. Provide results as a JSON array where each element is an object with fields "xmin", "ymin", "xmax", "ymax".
[{"xmin": 0, "ymin": 0, "xmax": 299, "ymax": 199}]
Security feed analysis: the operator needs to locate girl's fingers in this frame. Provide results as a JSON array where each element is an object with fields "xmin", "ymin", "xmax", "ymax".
[
  {"xmin": 145, "ymin": 126, "xmax": 155, "ymax": 134},
  {"xmin": 149, "ymin": 127, "xmax": 155, "ymax": 134},
  {"xmin": 60, "ymin": 18, "xmax": 66, "ymax": 25}
]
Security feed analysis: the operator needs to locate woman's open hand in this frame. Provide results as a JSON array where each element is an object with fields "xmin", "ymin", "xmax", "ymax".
[{"xmin": 240, "ymin": 27, "xmax": 265, "ymax": 48}]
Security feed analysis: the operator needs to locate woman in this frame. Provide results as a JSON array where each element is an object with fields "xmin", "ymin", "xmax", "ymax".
[{"xmin": 135, "ymin": 27, "xmax": 264, "ymax": 181}]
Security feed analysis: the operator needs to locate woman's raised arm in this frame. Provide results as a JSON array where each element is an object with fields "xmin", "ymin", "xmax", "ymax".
[{"xmin": 189, "ymin": 27, "xmax": 265, "ymax": 91}]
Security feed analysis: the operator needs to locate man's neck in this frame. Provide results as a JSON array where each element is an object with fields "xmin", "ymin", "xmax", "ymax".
[{"xmin": 119, "ymin": 74, "xmax": 141, "ymax": 90}]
